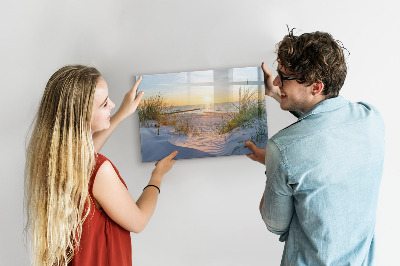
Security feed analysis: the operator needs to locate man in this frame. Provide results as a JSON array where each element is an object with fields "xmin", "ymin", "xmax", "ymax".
[{"xmin": 246, "ymin": 31, "xmax": 385, "ymax": 265}]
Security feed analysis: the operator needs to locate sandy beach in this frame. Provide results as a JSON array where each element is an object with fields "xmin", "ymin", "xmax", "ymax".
[{"xmin": 140, "ymin": 112, "xmax": 267, "ymax": 162}]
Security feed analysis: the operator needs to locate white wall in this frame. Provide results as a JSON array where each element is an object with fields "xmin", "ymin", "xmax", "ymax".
[{"xmin": 1, "ymin": 0, "xmax": 399, "ymax": 265}]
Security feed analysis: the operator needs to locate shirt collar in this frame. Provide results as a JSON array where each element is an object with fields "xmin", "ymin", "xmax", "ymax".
[{"xmin": 298, "ymin": 95, "xmax": 350, "ymax": 121}]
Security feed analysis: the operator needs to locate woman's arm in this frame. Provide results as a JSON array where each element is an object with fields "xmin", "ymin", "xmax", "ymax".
[
  {"xmin": 93, "ymin": 151, "xmax": 178, "ymax": 233},
  {"xmin": 92, "ymin": 76, "xmax": 144, "ymax": 152}
]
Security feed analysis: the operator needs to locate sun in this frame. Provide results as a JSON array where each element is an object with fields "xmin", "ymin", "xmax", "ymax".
[{"xmin": 204, "ymin": 96, "xmax": 211, "ymax": 103}]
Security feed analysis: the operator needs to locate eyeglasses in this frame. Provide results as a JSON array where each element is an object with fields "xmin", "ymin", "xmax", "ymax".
[{"xmin": 277, "ymin": 70, "xmax": 297, "ymax": 86}]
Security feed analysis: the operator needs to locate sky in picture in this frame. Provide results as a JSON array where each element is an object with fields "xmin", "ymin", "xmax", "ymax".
[{"xmin": 137, "ymin": 66, "xmax": 264, "ymax": 107}]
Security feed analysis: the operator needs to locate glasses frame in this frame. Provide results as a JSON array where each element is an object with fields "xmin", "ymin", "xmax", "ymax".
[{"xmin": 277, "ymin": 70, "xmax": 297, "ymax": 86}]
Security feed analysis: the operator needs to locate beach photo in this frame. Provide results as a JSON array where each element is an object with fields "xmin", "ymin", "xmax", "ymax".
[{"xmin": 137, "ymin": 66, "xmax": 268, "ymax": 162}]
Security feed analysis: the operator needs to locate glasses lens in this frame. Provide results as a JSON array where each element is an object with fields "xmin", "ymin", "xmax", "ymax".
[{"xmin": 279, "ymin": 72, "xmax": 284, "ymax": 86}]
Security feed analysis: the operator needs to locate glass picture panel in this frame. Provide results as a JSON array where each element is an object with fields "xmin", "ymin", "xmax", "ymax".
[{"xmin": 137, "ymin": 66, "xmax": 268, "ymax": 162}]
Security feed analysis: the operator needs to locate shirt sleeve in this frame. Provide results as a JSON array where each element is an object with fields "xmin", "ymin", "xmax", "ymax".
[{"xmin": 260, "ymin": 139, "xmax": 294, "ymax": 241}]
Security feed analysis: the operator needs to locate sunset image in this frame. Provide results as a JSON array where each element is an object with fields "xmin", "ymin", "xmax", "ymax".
[{"xmin": 137, "ymin": 66, "xmax": 268, "ymax": 162}]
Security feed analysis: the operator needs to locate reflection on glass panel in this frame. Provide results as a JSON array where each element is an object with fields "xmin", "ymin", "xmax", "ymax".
[{"xmin": 137, "ymin": 66, "xmax": 268, "ymax": 162}]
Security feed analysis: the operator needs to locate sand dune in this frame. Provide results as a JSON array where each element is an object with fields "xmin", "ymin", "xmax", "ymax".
[{"xmin": 139, "ymin": 113, "xmax": 267, "ymax": 162}]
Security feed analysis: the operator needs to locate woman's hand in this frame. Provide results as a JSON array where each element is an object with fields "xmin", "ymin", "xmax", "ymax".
[
  {"xmin": 152, "ymin": 151, "xmax": 178, "ymax": 179},
  {"xmin": 92, "ymin": 76, "xmax": 144, "ymax": 152},
  {"xmin": 93, "ymin": 151, "xmax": 178, "ymax": 234},
  {"xmin": 262, "ymin": 62, "xmax": 281, "ymax": 103},
  {"xmin": 115, "ymin": 76, "xmax": 144, "ymax": 120}
]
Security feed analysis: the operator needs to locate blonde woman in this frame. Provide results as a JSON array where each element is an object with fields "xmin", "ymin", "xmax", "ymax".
[{"xmin": 25, "ymin": 65, "xmax": 177, "ymax": 266}]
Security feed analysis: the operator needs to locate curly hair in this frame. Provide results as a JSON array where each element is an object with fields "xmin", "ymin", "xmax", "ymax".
[{"xmin": 277, "ymin": 29, "xmax": 348, "ymax": 98}]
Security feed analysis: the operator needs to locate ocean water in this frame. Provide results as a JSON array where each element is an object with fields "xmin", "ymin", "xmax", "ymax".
[{"xmin": 163, "ymin": 100, "xmax": 265, "ymax": 115}]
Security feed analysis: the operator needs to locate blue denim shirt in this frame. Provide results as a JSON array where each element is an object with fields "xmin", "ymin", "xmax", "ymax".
[{"xmin": 261, "ymin": 96, "xmax": 385, "ymax": 265}]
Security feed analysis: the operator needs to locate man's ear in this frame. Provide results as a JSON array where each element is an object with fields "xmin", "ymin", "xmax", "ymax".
[{"xmin": 312, "ymin": 82, "xmax": 324, "ymax": 96}]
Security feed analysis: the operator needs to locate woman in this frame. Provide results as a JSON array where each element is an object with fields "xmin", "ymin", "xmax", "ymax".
[{"xmin": 25, "ymin": 65, "xmax": 177, "ymax": 265}]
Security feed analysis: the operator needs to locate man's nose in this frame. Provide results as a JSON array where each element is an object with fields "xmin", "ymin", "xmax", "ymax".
[{"xmin": 273, "ymin": 75, "xmax": 281, "ymax": 87}]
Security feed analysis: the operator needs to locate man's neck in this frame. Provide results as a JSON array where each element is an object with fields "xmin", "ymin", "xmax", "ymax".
[{"xmin": 301, "ymin": 95, "xmax": 327, "ymax": 113}]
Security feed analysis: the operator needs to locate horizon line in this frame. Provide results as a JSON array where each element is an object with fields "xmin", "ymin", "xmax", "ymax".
[{"xmin": 161, "ymin": 98, "xmax": 265, "ymax": 108}]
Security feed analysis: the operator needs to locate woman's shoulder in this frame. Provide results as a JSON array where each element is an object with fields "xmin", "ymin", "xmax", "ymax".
[
  {"xmin": 93, "ymin": 153, "xmax": 127, "ymax": 188},
  {"xmin": 95, "ymin": 153, "xmax": 108, "ymax": 164},
  {"xmin": 90, "ymin": 153, "xmax": 115, "ymax": 194},
  {"xmin": 91, "ymin": 153, "xmax": 109, "ymax": 179}
]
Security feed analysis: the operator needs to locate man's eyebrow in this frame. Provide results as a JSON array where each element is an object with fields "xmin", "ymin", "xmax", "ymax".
[{"xmin": 277, "ymin": 68, "xmax": 292, "ymax": 77}]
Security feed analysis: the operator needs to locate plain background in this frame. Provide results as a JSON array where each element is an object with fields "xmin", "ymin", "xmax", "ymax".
[{"xmin": 1, "ymin": 0, "xmax": 399, "ymax": 265}]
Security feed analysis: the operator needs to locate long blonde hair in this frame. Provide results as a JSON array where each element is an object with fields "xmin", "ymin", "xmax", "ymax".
[{"xmin": 25, "ymin": 65, "xmax": 101, "ymax": 265}]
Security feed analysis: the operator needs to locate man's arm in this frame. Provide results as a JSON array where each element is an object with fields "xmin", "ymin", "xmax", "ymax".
[
  {"xmin": 93, "ymin": 77, "xmax": 144, "ymax": 152},
  {"xmin": 259, "ymin": 140, "xmax": 294, "ymax": 240},
  {"xmin": 262, "ymin": 62, "xmax": 282, "ymax": 103}
]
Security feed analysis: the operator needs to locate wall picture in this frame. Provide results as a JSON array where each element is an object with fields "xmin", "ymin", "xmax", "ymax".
[{"xmin": 137, "ymin": 66, "xmax": 268, "ymax": 162}]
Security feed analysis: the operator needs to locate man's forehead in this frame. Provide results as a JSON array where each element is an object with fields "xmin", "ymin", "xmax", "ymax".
[
  {"xmin": 276, "ymin": 60, "xmax": 284, "ymax": 70},
  {"xmin": 276, "ymin": 63, "xmax": 286, "ymax": 73},
  {"xmin": 277, "ymin": 63, "xmax": 294, "ymax": 76}
]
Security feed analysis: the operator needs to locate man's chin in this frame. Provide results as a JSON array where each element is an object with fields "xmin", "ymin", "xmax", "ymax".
[{"xmin": 280, "ymin": 103, "xmax": 290, "ymax": 111}]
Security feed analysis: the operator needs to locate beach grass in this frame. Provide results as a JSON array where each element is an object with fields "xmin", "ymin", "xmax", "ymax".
[
  {"xmin": 217, "ymin": 87, "xmax": 266, "ymax": 134},
  {"xmin": 138, "ymin": 94, "xmax": 199, "ymax": 135},
  {"xmin": 138, "ymin": 94, "xmax": 167, "ymax": 127},
  {"xmin": 250, "ymin": 122, "xmax": 267, "ymax": 144},
  {"xmin": 155, "ymin": 114, "xmax": 198, "ymax": 135},
  {"xmin": 170, "ymin": 116, "xmax": 199, "ymax": 136}
]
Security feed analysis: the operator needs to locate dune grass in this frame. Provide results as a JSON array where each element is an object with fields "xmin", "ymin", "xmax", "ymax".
[
  {"xmin": 250, "ymin": 122, "xmax": 267, "ymax": 144},
  {"xmin": 217, "ymin": 87, "xmax": 266, "ymax": 135},
  {"xmin": 138, "ymin": 94, "xmax": 167, "ymax": 127},
  {"xmin": 170, "ymin": 116, "xmax": 199, "ymax": 136},
  {"xmin": 138, "ymin": 94, "xmax": 198, "ymax": 135}
]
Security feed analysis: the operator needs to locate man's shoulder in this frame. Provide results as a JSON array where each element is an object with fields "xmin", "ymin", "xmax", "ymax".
[
  {"xmin": 345, "ymin": 101, "xmax": 385, "ymax": 131},
  {"xmin": 351, "ymin": 101, "xmax": 383, "ymax": 118},
  {"xmin": 270, "ymin": 98, "xmax": 384, "ymax": 149},
  {"xmin": 269, "ymin": 121, "xmax": 305, "ymax": 150}
]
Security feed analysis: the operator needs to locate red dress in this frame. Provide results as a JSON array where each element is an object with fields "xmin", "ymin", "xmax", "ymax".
[{"xmin": 69, "ymin": 153, "xmax": 132, "ymax": 266}]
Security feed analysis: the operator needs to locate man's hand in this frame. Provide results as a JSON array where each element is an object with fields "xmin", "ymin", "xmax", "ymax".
[
  {"xmin": 245, "ymin": 141, "xmax": 266, "ymax": 165},
  {"xmin": 262, "ymin": 62, "xmax": 281, "ymax": 103}
]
